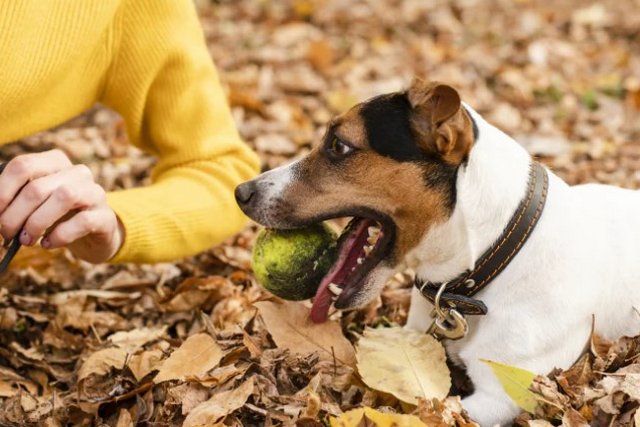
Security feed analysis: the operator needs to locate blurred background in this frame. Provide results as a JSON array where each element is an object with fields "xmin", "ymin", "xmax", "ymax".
[
  {"xmin": 7, "ymin": 0, "xmax": 640, "ymax": 191},
  {"xmin": 199, "ymin": 0, "xmax": 640, "ymax": 187}
]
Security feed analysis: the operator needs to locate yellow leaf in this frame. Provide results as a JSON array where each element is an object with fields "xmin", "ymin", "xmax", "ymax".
[
  {"xmin": 254, "ymin": 301, "xmax": 356, "ymax": 367},
  {"xmin": 480, "ymin": 359, "xmax": 538, "ymax": 412},
  {"xmin": 356, "ymin": 327, "xmax": 450, "ymax": 405},
  {"xmin": 330, "ymin": 407, "xmax": 427, "ymax": 427},
  {"xmin": 154, "ymin": 333, "xmax": 223, "ymax": 383}
]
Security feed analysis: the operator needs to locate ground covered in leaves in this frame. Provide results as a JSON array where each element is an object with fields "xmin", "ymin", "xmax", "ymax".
[{"xmin": 1, "ymin": 0, "xmax": 640, "ymax": 425}]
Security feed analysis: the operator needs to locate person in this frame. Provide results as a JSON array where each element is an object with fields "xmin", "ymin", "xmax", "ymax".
[{"xmin": 0, "ymin": 0, "xmax": 259, "ymax": 264}]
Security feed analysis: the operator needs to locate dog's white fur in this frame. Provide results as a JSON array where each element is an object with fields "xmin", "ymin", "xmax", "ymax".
[{"xmin": 405, "ymin": 104, "xmax": 640, "ymax": 425}]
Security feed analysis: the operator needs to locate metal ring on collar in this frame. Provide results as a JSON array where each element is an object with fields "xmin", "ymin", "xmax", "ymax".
[{"xmin": 433, "ymin": 281, "xmax": 450, "ymax": 320}]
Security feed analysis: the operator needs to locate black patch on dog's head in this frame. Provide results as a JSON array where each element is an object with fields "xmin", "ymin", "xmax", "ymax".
[
  {"xmin": 359, "ymin": 93, "xmax": 458, "ymax": 211},
  {"xmin": 359, "ymin": 94, "xmax": 426, "ymax": 162}
]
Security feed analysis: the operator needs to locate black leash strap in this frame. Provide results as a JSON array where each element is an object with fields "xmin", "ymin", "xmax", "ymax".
[{"xmin": 0, "ymin": 162, "xmax": 21, "ymax": 274}]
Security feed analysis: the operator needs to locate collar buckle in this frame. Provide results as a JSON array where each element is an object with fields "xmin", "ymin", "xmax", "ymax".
[{"xmin": 427, "ymin": 281, "xmax": 469, "ymax": 340}]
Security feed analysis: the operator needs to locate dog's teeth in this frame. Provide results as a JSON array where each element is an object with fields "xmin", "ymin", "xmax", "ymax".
[
  {"xmin": 357, "ymin": 257, "xmax": 364, "ymax": 264},
  {"xmin": 364, "ymin": 246, "xmax": 373, "ymax": 256},
  {"xmin": 367, "ymin": 226, "xmax": 380, "ymax": 237},
  {"xmin": 328, "ymin": 283, "xmax": 343, "ymax": 296}
]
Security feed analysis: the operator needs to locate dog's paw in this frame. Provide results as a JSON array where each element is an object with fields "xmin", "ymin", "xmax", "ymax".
[{"xmin": 462, "ymin": 392, "xmax": 519, "ymax": 427}]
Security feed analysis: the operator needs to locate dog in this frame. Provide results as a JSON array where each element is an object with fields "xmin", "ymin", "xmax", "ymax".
[{"xmin": 234, "ymin": 79, "xmax": 640, "ymax": 425}]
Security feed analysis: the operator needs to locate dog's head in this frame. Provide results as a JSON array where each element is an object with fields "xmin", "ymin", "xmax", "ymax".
[{"xmin": 236, "ymin": 80, "xmax": 477, "ymax": 322}]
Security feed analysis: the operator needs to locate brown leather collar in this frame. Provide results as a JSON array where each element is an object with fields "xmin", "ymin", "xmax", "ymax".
[{"xmin": 415, "ymin": 161, "xmax": 549, "ymax": 316}]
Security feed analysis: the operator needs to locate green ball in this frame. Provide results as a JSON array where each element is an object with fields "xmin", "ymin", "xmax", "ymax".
[{"xmin": 252, "ymin": 224, "xmax": 337, "ymax": 300}]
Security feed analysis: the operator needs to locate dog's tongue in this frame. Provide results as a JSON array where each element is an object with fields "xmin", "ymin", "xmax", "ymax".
[
  {"xmin": 309, "ymin": 269, "xmax": 341, "ymax": 324},
  {"xmin": 310, "ymin": 218, "xmax": 372, "ymax": 323}
]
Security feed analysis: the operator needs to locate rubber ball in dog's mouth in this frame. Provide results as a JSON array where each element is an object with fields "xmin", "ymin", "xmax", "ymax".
[{"xmin": 252, "ymin": 218, "xmax": 390, "ymax": 323}]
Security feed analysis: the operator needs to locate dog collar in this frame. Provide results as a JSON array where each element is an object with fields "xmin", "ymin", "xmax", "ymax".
[{"xmin": 415, "ymin": 161, "xmax": 549, "ymax": 321}]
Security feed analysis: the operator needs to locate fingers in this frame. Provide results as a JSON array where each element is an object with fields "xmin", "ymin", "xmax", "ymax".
[
  {"xmin": 42, "ymin": 208, "xmax": 116, "ymax": 250},
  {"xmin": 0, "ymin": 150, "xmax": 71, "ymax": 213},
  {"xmin": 0, "ymin": 165, "xmax": 97, "ymax": 241},
  {"xmin": 23, "ymin": 181, "xmax": 106, "ymax": 245}
]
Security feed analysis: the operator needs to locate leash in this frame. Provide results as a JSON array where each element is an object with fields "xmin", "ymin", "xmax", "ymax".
[
  {"xmin": 0, "ymin": 162, "xmax": 22, "ymax": 274},
  {"xmin": 417, "ymin": 161, "xmax": 549, "ymax": 340}
]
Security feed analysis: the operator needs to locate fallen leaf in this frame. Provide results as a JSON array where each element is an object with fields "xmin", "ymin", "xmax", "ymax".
[
  {"xmin": 108, "ymin": 326, "xmax": 167, "ymax": 352},
  {"xmin": 415, "ymin": 397, "xmax": 479, "ymax": 426},
  {"xmin": 58, "ymin": 310, "xmax": 127, "ymax": 332},
  {"xmin": 183, "ymin": 377, "xmax": 255, "ymax": 426},
  {"xmin": 330, "ymin": 407, "xmax": 426, "ymax": 427},
  {"xmin": 254, "ymin": 301, "xmax": 356, "ymax": 367},
  {"xmin": 357, "ymin": 327, "xmax": 450, "ymax": 404},
  {"xmin": 49, "ymin": 290, "xmax": 138, "ymax": 305},
  {"xmin": 481, "ymin": 359, "xmax": 538, "ymax": 413},
  {"xmin": 167, "ymin": 383, "xmax": 210, "ymax": 415},
  {"xmin": 561, "ymin": 408, "xmax": 589, "ymax": 426},
  {"xmin": 127, "ymin": 349, "xmax": 164, "ymax": 382},
  {"xmin": 197, "ymin": 363, "xmax": 251, "ymax": 387},
  {"xmin": 0, "ymin": 381, "xmax": 17, "ymax": 397},
  {"xmin": 77, "ymin": 347, "xmax": 128, "ymax": 381},
  {"xmin": 619, "ymin": 373, "xmax": 640, "ymax": 401},
  {"xmin": 115, "ymin": 409, "xmax": 133, "ymax": 427},
  {"xmin": 154, "ymin": 333, "xmax": 223, "ymax": 383}
]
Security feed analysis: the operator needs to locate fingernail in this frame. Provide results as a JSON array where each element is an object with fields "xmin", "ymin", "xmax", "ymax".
[
  {"xmin": 19, "ymin": 230, "xmax": 32, "ymax": 246},
  {"xmin": 41, "ymin": 237, "xmax": 50, "ymax": 249}
]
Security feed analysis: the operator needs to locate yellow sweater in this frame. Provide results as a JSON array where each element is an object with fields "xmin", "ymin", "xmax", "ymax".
[{"xmin": 0, "ymin": 1, "xmax": 260, "ymax": 263}]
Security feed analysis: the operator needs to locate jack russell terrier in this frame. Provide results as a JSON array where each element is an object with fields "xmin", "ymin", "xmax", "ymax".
[{"xmin": 234, "ymin": 79, "xmax": 640, "ymax": 426}]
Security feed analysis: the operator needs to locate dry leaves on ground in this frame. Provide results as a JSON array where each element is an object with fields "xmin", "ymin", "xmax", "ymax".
[
  {"xmin": 0, "ymin": 0, "xmax": 638, "ymax": 425},
  {"xmin": 512, "ymin": 332, "xmax": 640, "ymax": 426}
]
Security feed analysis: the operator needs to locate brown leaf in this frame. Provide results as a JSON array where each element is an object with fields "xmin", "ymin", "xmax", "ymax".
[
  {"xmin": 183, "ymin": 377, "xmax": 255, "ymax": 426},
  {"xmin": 77, "ymin": 347, "xmax": 128, "ymax": 381},
  {"xmin": 57, "ymin": 309, "xmax": 127, "ymax": 332},
  {"xmin": 127, "ymin": 349, "xmax": 164, "ymax": 382},
  {"xmin": 254, "ymin": 301, "xmax": 356, "ymax": 367},
  {"xmin": 163, "ymin": 276, "xmax": 234, "ymax": 312},
  {"xmin": 115, "ymin": 409, "xmax": 134, "ymax": 427},
  {"xmin": 154, "ymin": 333, "xmax": 223, "ymax": 383},
  {"xmin": 108, "ymin": 326, "xmax": 167, "ymax": 352},
  {"xmin": 561, "ymin": 408, "xmax": 589, "ymax": 426},
  {"xmin": 197, "ymin": 363, "xmax": 251, "ymax": 387},
  {"xmin": 166, "ymin": 383, "xmax": 210, "ymax": 415}
]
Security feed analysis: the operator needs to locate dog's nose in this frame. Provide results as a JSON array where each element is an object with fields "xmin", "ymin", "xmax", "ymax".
[{"xmin": 235, "ymin": 181, "xmax": 257, "ymax": 208}]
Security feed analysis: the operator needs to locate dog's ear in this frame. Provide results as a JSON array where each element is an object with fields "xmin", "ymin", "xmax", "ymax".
[{"xmin": 407, "ymin": 79, "xmax": 473, "ymax": 164}]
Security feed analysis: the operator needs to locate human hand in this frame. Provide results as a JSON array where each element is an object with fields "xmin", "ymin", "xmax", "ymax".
[{"xmin": 0, "ymin": 150, "xmax": 124, "ymax": 263}]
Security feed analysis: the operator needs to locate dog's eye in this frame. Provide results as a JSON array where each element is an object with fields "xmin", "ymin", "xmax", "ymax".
[{"xmin": 328, "ymin": 137, "xmax": 353, "ymax": 157}]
